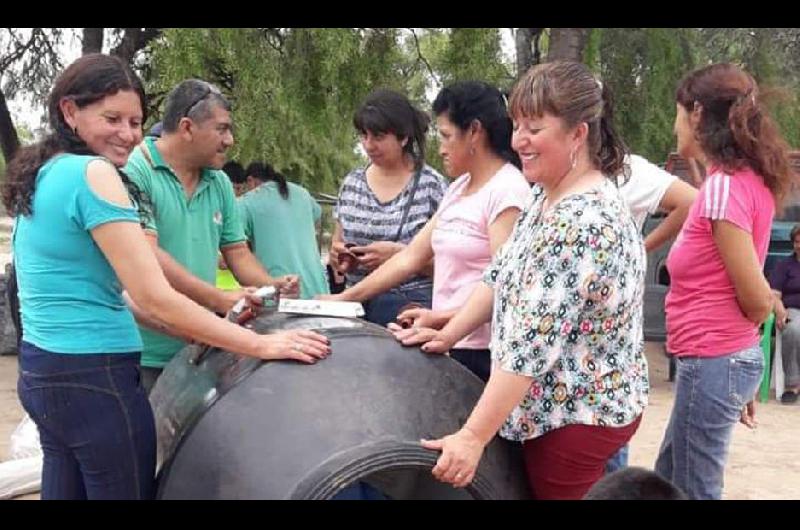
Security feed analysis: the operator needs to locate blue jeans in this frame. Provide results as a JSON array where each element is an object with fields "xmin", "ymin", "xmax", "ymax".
[
  {"xmin": 363, "ymin": 286, "xmax": 433, "ymax": 327},
  {"xmin": 654, "ymin": 345, "xmax": 763, "ymax": 500},
  {"xmin": 17, "ymin": 342, "xmax": 156, "ymax": 500},
  {"xmin": 605, "ymin": 444, "xmax": 629, "ymax": 474}
]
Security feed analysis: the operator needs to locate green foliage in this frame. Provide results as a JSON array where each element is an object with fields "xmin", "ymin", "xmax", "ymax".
[
  {"xmin": 145, "ymin": 28, "xmax": 513, "ymax": 192},
  {"xmin": 437, "ymin": 29, "xmax": 512, "ymax": 88},
  {"xmin": 143, "ymin": 27, "xmax": 800, "ymax": 191},
  {"xmin": 598, "ymin": 28, "xmax": 694, "ymax": 163},
  {"xmin": 597, "ymin": 28, "xmax": 800, "ymax": 164},
  {"xmin": 148, "ymin": 29, "xmax": 437, "ymax": 193}
]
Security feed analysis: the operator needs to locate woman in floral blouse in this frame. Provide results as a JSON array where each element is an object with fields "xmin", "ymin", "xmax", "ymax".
[{"xmin": 417, "ymin": 61, "xmax": 649, "ymax": 500}]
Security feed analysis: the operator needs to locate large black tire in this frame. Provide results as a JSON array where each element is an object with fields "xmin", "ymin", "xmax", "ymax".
[{"xmin": 150, "ymin": 312, "xmax": 530, "ymax": 500}]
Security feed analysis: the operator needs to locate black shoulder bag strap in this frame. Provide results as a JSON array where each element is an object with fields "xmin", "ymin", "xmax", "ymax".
[{"xmin": 393, "ymin": 168, "xmax": 422, "ymax": 242}]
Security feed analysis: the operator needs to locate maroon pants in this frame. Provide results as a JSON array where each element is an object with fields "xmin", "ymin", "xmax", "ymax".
[{"xmin": 522, "ymin": 416, "xmax": 642, "ymax": 500}]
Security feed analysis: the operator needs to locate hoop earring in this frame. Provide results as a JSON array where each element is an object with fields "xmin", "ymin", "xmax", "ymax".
[
  {"xmin": 569, "ymin": 148, "xmax": 577, "ymax": 171},
  {"xmin": 469, "ymin": 146, "xmax": 476, "ymax": 156}
]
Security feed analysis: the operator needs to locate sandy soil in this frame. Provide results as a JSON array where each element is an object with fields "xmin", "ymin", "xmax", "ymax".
[{"xmin": 1, "ymin": 341, "xmax": 798, "ymax": 500}]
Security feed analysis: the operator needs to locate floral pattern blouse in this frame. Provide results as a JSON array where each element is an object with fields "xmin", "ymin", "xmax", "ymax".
[{"xmin": 485, "ymin": 181, "xmax": 649, "ymax": 442}]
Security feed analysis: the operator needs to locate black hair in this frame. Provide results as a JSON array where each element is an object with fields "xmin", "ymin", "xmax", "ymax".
[
  {"xmin": 2, "ymin": 53, "xmax": 150, "ymax": 224},
  {"xmin": 583, "ymin": 467, "xmax": 688, "ymax": 500},
  {"xmin": 222, "ymin": 161, "xmax": 246, "ymax": 184},
  {"xmin": 246, "ymin": 161, "xmax": 289, "ymax": 199},
  {"xmin": 432, "ymin": 81, "xmax": 521, "ymax": 169},
  {"xmin": 162, "ymin": 79, "xmax": 231, "ymax": 133},
  {"xmin": 353, "ymin": 89, "xmax": 429, "ymax": 170}
]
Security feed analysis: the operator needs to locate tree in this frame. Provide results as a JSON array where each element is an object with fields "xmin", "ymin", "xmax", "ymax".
[
  {"xmin": 515, "ymin": 28, "xmax": 544, "ymax": 78},
  {"xmin": 146, "ymin": 28, "xmax": 414, "ymax": 193},
  {"xmin": 82, "ymin": 28, "xmax": 104, "ymax": 54},
  {"xmin": 0, "ymin": 28, "xmax": 65, "ymax": 162},
  {"xmin": 547, "ymin": 28, "xmax": 590, "ymax": 62},
  {"xmin": 436, "ymin": 28, "xmax": 512, "ymax": 87},
  {"xmin": 109, "ymin": 28, "xmax": 161, "ymax": 64}
]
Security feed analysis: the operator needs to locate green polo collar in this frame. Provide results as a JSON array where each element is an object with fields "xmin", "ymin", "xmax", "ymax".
[{"xmin": 142, "ymin": 137, "xmax": 217, "ymax": 183}]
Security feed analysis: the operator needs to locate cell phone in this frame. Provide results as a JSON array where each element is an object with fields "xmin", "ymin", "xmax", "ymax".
[{"xmin": 344, "ymin": 242, "xmax": 366, "ymax": 257}]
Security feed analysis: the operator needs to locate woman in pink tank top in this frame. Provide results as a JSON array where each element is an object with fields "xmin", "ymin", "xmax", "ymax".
[{"xmin": 655, "ymin": 63, "xmax": 796, "ymax": 499}]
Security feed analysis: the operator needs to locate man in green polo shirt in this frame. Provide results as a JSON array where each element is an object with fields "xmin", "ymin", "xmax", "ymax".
[{"xmin": 124, "ymin": 79, "xmax": 299, "ymax": 393}]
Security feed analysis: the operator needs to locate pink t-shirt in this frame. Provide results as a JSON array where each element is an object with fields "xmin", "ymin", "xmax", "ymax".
[
  {"xmin": 666, "ymin": 166, "xmax": 774, "ymax": 357},
  {"xmin": 431, "ymin": 163, "xmax": 530, "ymax": 349}
]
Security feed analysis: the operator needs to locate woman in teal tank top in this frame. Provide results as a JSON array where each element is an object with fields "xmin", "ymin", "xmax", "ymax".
[{"xmin": 3, "ymin": 54, "xmax": 330, "ymax": 500}]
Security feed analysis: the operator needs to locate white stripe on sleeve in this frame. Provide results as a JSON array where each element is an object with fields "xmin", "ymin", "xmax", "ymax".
[
  {"xmin": 713, "ymin": 174, "xmax": 722, "ymax": 218},
  {"xmin": 718, "ymin": 174, "xmax": 730, "ymax": 219},
  {"xmin": 704, "ymin": 175, "xmax": 713, "ymax": 216}
]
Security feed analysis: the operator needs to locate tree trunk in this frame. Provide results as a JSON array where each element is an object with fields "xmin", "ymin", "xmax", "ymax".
[
  {"xmin": 516, "ymin": 28, "xmax": 533, "ymax": 77},
  {"xmin": 547, "ymin": 28, "xmax": 590, "ymax": 63},
  {"xmin": 111, "ymin": 28, "xmax": 161, "ymax": 64},
  {"xmin": 0, "ymin": 89, "xmax": 20, "ymax": 163},
  {"xmin": 81, "ymin": 28, "xmax": 104, "ymax": 54},
  {"xmin": 515, "ymin": 28, "xmax": 544, "ymax": 78}
]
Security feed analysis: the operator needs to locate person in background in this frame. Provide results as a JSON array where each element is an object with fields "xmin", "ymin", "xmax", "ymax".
[
  {"xmin": 147, "ymin": 121, "xmax": 163, "ymax": 139},
  {"xmin": 584, "ymin": 467, "xmax": 687, "ymax": 500},
  {"xmin": 239, "ymin": 161, "xmax": 330, "ymax": 299},
  {"xmin": 768, "ymin": 223, "xmax": 800, "ymax": 404},
  {"xmin": 223, "ymin": 160, "xmax": 247, "ymax": 197}
]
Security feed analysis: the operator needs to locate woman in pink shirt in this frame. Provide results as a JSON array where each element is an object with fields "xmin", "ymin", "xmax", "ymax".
[
  {"xmin": 656, "ymin": 63, "xmax": 796, "ymax": 499},
  {"xmin": 323, "ymin": 81, "xmax": 530, "ymax": 381}
]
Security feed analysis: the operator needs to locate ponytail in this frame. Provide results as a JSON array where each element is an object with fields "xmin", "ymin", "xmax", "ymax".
[
  {"xmin": 595, "ymin": 83, "xmax": 629, "ymax": 182},
  {"xmin": 272, "ymin": 170, "xmax": 290, "ymax": 200},
  {"xmin": 728, "ymin": 88, "xmax": 793, "ymax": 204},
  {"xmin": 409, "ymin": 108, "xmax": 429, "ymax": 171}
]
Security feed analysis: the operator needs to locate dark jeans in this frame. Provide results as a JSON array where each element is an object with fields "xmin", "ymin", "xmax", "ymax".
[
  {"xmin": 17, "ymin": 342, "xmax": 156, "ymax": 500},
  {"xmin": 363, "ymin": 286, "xmax": 433, "ymax": 328},
  {"xmin": 450, "ymin": 348, "xmax": 491, "ymax": 383}
]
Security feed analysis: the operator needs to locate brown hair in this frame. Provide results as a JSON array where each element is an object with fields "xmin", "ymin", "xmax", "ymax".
[
  {"xmin": 676, "ymin": 63, "xmax": 795, "ymax": 205},
  {"xmin": 509, "ymin": 61, "xmax": 629, "ymax": 179},
  {"xmin": 2, "ymin": 53, "xmax": 149, "ymax": 220}
]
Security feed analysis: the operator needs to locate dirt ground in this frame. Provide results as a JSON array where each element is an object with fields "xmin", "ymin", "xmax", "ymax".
[{"xmin": 1, "ymin": 341, "xmax": 798, "ymax": 500}]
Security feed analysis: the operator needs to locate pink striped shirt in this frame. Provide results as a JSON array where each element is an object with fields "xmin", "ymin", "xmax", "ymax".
[{"xmin": 665, "ymin": 166, "xmax": 774, "ymax": 357}]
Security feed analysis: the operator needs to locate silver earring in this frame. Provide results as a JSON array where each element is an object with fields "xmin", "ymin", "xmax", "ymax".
[
  {"xmin": 469, "ymin": 146, "xmax": 475, "ymax": 156},
  {"xmin": 569, "ymin": 148, "xmax": 577, "ymax": 171}
]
